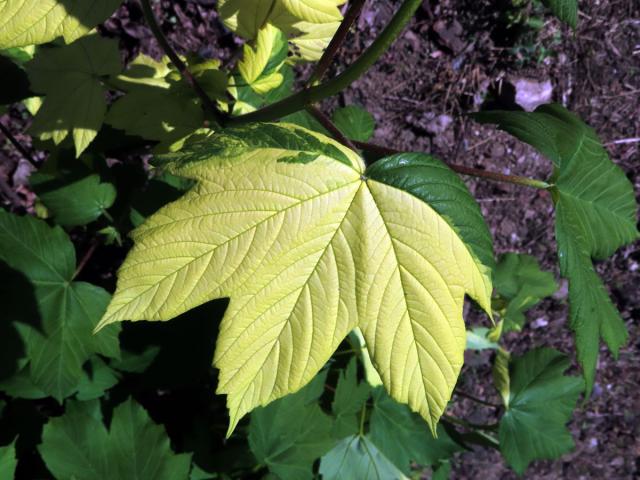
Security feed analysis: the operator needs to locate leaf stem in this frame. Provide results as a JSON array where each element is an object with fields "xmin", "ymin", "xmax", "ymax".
[
  {"xmin": 72, "ymin": 239, "xmax": 100, "ymax": 281},
  {"xmin": 454, "ymin": 389, "xmax": 501, "ymax": 408},
  {"xmin": 228, "ymin": 0, "xmax": 422, "ymax": 125},
  {"xmin": 307, "ymin": 0, "xmax": 367, "ymax": 86},
  {"xmin": 305, "ymin": 105, "xmax": 357, "ymax": 151},
  {"xmin": 139, "ymin": 0, "xmax": 226, "ymax": 127},
  {"xmin": 353, "ymin": 140, "xmax": 551, "ymax": 189},
  {"xmin": 359, "ymin": 402, "xmax": 367, "ymax": 436}
]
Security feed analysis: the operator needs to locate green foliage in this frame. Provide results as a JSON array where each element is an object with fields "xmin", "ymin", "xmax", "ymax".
[
  {"xmin": 477, "ymin": 104, "xmax": 638, "ymax": 392},
  {"xmin": 332, "ymin": 105, "xmax": 376, "ymax": 142},
  {"xmin": 0, "ymin": 210, "xmax": 120, "ymax": 401},
  {"xmin": 498, "ymin": 348, "xmax": 584, "ymax": 474},
  {"xmin": 248, "ymin": 372, "xmax": 334, "ymax": 479},
  {"xmin": 0, "ymin": 1, "xmax": 631, "ymax": 478},
  {"xmin": 493, "ymin": 252, "xmax": 558, "ymax": 332},
  {"xmin": 39, "ymin": 398, "xmax": 192, "ymax": 479}
]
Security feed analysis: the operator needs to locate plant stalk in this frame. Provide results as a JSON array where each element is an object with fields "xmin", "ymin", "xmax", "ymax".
[
  {"xmin": 307, "ymin": 0, "xmax": 367, "ymax": 85},
  {"xmin": 228, "ymin": 0, "xmax": 422, "ymax": 125},
  {"xmin": 353, "ymin": 140, "xmax": 551, "ymax": 189},
  {"xmin": 454, "ymin": 389, "xmax": 501, "ymax": 408},
  {"xmin": 139, "ymin": 0, "xmax": 226, "ymax": 127}
]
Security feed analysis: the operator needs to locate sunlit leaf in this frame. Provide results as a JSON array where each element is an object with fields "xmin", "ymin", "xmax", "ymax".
[{"xmin": 97, "ymin": 123, "xmax": 492, "ymax": 435}]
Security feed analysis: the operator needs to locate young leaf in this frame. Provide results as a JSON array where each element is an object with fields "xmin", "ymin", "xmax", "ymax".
[
  {"xmin": 0, "ymin": 210, "xmax": 120, "ymax": 400},
  {"xmin": 498, "ymin": 348, "xmax": 584, "ymax": 474},
  {"xmin": 0, "ymin": 439, "xmax": 17, "ymax": 480},
  {"xmin": 34, "ymin": 174, "xmax": 116, "ymax": 227},
  {"xmin": 237, "ymin": 24, "xmax": 288, "ymax": 95},
  {"xmin": 319, "ymin": 435, "xmax": 408, "ymax": 480},
  {"xmin": 541, "ymin": 0, "xmax": 578, "ymax": 28},
  {"xmin": 476, "ymin": 104, "xmax": 638, "ymax": 393},
  {"xmin": 217, "ymin": 0, "xmax": 346, "ymax": 60},
  {"xmin": 248, "ymin": 372, "xmax": 334, "ymax": 480},
  {"xmin": 493, "ymin": 253, "xmax": 558, "ymax": 332},
  {"xmin": 465, "ymin": 327, "xmax": 499, "ymax": 351},
  {"xmin": 369, "ymin": 389, "xmax": 463, "ymax": 473},
  {"xmin": 39, "ymin": 398, "xmax": 192, "ymax": 480},
  {"xmin": 97, "ymin": 124, "xmax": 493, "ymax": 435},
  {"xmin": 331, "ymin": 358, "xmax": 371, "ymax": 439},
  {"xmin": 332, "ymin": 106, "xmax": 376, "ymax": 142},
  {"xmin": 0, "ymin": 0, "xmax": 122, "ymax": 48},
  {"xmin": 26, "ymin": 35, "xmax": 121, "ymax": 157}
]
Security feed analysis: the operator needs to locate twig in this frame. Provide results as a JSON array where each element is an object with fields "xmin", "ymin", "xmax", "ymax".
[
  {"xmin": 352, "ymin": 140, "xmax": 551, "ymax": 189},
  {"xmin": 307, "ymin": 0, "xmax": 367, "ymax": 86},
  {"xmin": 0, "ymin": 121, "xmax": 37, "ymax": 168},
  {"xmin": 73, "ymin": 239, "xmax": 100, "ymax": 280},
  {"xmin": 454, "ymin": 389, "xmax": 501, "ymax": 408},
  {"xmin": 139, "ymin": 0, "xmax": 226, "ymax": 127},
  {"xmin": 605, "ymin": 137, "xmax": 640, "ymax": 146},
  {"xmin": 305, "ymin": 105, "xmax": 357, "ymax": 151},
  {"xmin": 442, "ymin": 414, "xmax": 498, "ymax": 431}
]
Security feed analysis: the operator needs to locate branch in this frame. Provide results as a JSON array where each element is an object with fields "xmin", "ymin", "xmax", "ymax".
[
  {"xmin": 307, "ymin": 0, "xmax": 367, "ymax": 86},
  {"xmin": 353, "ymin": 140, "xmax": 551, "ymax": 189},
  {"xmin": 454, "ymin": 389, "xmax": 501, "ymax": 408},
  {"xmin": 228, "ymin": 0, "xmax": 422, "ymax": 125},
  {"xmin": 0, "ymin": 121, "xmax": 37, "ymax": 168},
  {"xmin": 305, "ymin": 105, "xmax": 357, "ymax": 151},
  {"xmin": 139, "ymin": 0, "xmax": 226, "ymax": 127}
]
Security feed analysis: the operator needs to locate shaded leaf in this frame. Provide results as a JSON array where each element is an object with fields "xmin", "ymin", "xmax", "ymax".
[
  {"xmin": 332, "ymin": 106, "xmax": 375, "ymax": 142},
  {"xmin": 0, "ymin": 439, "xmax": 17, "ymax": 480},
  {"xmin": 499, "ymin": 348, "xmax": 584, "ymax": 474},
  {"xmin": 331, "ymin": 358, "xmax": 371, "ymax": 439}
]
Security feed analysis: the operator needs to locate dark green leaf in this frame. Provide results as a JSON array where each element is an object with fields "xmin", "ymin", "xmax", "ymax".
[
  {"xmin": 331, "ymin": 358, "xmax": 371, "ymax": 439},
  {"xmin": 39, "ymin": 398, "xmax": 192, "ymax": 480},
  {"xmin": 332, "ymin": 106, "xmax": 375, "ymax": 142},
  {"xmin": 476, "ymin": 104, "xmax": 638, "ymax": 393},
  {"xmin": 0, "ymin": 439, "xmax": 17, "ymax": 480},
  {"xmin": 319, "ymin": 435, "xmax": 407, "ymax": 480},
  {"xmin": 499, "ymin": 348, "xmax": 584, "ymax": 474},
  {"xmin": 248, "ymin": 372, "xmax": 334, "ymax": 480},
  {"xmin": 369, "ymin": 389, "xmax": 463, "ymax": 472},
  {"xmin": 35, "ymin": 174, "xmax": 116, "ymax": 227},
  {"xmin": 76, "ymin": 357, "xmax": 121, "ymax": 401},
  {"xmin": 494, "ymin": 253, "xmax": 557, "ymax": 332},
  {"xmin": 111, "ymin": 346, "xmax": 161, "ymax": 374},
  {"xmin": 365, "ymin": 152, "xmax": 496, "ymax": 273},
  {"xmin": 0, "ymin": 211, "xmax": 120, "ymax": 400},
  {"xmin": 541, "ymin": 0, "xmax": 577, "ymax": 28}
]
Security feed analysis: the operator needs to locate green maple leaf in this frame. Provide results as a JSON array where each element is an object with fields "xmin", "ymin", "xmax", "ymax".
[
  {"xmin": 0, "ymin": 439, "xmax": 17, "ymax": 480},
  {"xmin": 476, "ymin": 104, "xmax": 638, "ymax": 393},
  {"xmin": 332, "ymin": 105, "xmax": 376, "ymax": 142},
  {"xmin": 0, "ymin": 0, "xmax": 122, "ymax": 48},
  {"xmin": 97, "ymin": 123, "xmax": 494, "ymax": 434},
  {"xmin": 331, "ymin": 358, "xmax": 371, "ymax": 439},
  {"xmin": 369, "ymin": 388, "xmax": 463, "ymax": 473},
  {"xmin": 0, "ymin": 210, "xmax": 120, "ymax": 400},
  {"xmin": 39, "ymin": 398, "xmax": 192, "ymax": 480},
  {"xmin": 248, "ymin": 371, "xmax": 334, "ymax": 480},
  {"xmin": 498, "ymin": 348, "xmax": 584, "ymax": 474},
  {"xmin": 541, "ymin": 0, "xmax": 578, "ymax": 28},
  {"xmin": 493, "ymin": 253, "xmax": 558, "ymax": 332},
  {"xmin": 319, "ymin": 435, "xmax": 408, "ymax": 480},
  {"xmin": 26, "ymin": 35, "xmax": 121, "ymax": 157},
  {"xmin": 217, "ymin": 0, "xmax": 346, "ymax": 61}
]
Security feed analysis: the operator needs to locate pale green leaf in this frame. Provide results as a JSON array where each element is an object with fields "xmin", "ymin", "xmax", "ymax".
[
  {"xmin": 26, "ymin": 35, "xmax": 120, "ymax": 157},
  {"xmin": 248, "ymin": 373, "xmax": 334, "ymax": 480},
  {"xmin": 331, "ymin": 358, "xmax": 371, "ymax": 439},
  {"xmin": 332, "ymin": 106, "xmax": 376, "ymax": 142},
  {"xmin": 494, "ymin": 253, "xmax": 558, "ymax": 332},
  {"xmin": 0, "ymin": 439, "xmax": 17, "ymax": 480},
  {"xmin": 465, "ymin": 327, "xmax": 499, "ymax": 351},
  {"xmin": 39, "ymin": 398, "xmax": 192, "ymax": 480},
  {"xmin": 0, "ymin": 210, "xmax": 120, "ymax": 400},
  {"xmin": 35, "ymin": 174, "xmax": 116, "ymax": 227},
  {"xmin": 98, "ymin": 123, "xmax": 493, "ymax": 435},
  {"xmin": 217, "ymin": 0, "xmax": 346, "ymax": 61},
  {"xmin": 492, "ymin": 348, "xmax": 510, "ymax": 407},
  {"xmin": 476, "ymin": 104, "xmax": 638, "ymax": 393},
  {"xmin": 369, "ymin": 388, "xmax": 463, "ymax": 473},
  {"xmin": 319, "ymin": 435, "xmax": 408, "ymax": 480},
  {"xmin": 499, "ymin": 348, "xmax": 583, "ymax": 474},
  {"xmin": 0, "ymin": 0, "xmax": 122, "ymax": 48}
]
